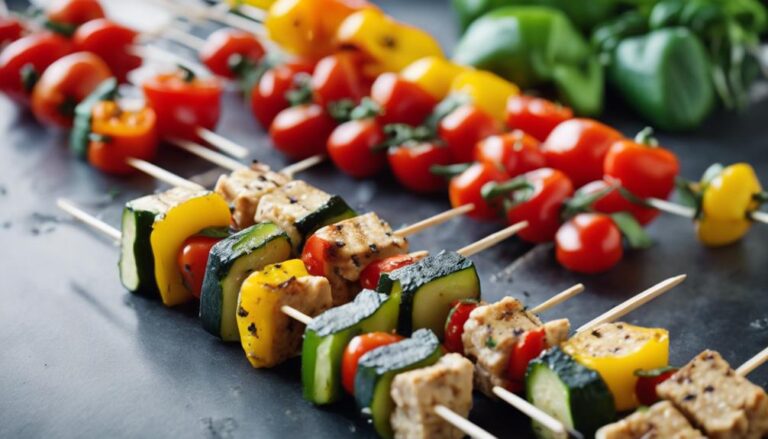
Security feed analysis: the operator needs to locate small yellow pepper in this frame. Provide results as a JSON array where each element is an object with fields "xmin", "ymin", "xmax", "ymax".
[
  {"xmin": 400, "ymin": 56, "xmax": 468, "ymax": 101},
  {"xmin": 696, "ymin": 217, "xmax": 752, "ymax": 247},
  {"xmin": 336, "ymin": 8, "xmax": 444, "ymax": 76},
  {"xmin": 701, "ymin": 163, "xmax": 763, "ymax": 222},
  {"xmin": 449, "ymin": 70, "xmax": 520, "ymax": 121}
]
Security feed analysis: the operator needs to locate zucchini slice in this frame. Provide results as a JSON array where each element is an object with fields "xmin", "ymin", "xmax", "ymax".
[
  {"xmin": 200, "ymin": 222, "xmax": 292, "ymax": 341},
  {"xmin": 378, "ymin": 251, "xmax": 481, "ymax": 338},
  {"xmin": 355, "ymin": 329, "xmax": 443, "ymax": 439},
  {"xmin": 526, "ymin": 348, "xmax": 615, "ymax": 439},
  {"xmin": 301, "ymin": 289, "xmax": 399, "ymax": 405},
  {"xmin": 119, "ymin": 196, "xmax": 163, "ymax": 298},
  {"xmin": 70, "ymin": 77, "xmax": 118, "ymax": 158}
]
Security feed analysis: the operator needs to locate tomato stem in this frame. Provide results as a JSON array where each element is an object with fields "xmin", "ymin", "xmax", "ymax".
[
  {"xmin": 633, "ymin": 126, "xmax": 659, "ymax": 147},
  {"xmin": 480, "ymin": 178, "xmax": 532, "ymax": 201}
]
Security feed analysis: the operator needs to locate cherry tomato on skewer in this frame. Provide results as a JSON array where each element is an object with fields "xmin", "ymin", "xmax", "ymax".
[
  {"xmin": 250, "ymin": 61, "xmax": 314, "ymax": 128},
  {"xmin": 576, "ymin": 179, "xmax": 659, "ymax": 226},
  {"xmin": 474, "ymin": 130, "xmax": 545, "ymax": 178},
  {"xmin": 359, "ymin": 253, "xmax": 421, "ymax": 290},
  {"xmin": 311, "ymin": 51, "xmax": 370, "ymax": 107},
  {"xmin": 177, "ymin": 232, "xmax": 227, "ymax": 299},
  {"xmin": 444, "ymin": 299, "xmax": 479, "ymax": 355},
  {"xmin": 327, "ymin": 118, "xmax": 386, "ymax": 178},
  {"xmin": 449, "ymin": 162, "xmax": 508, "ymax": 220},
  {"xmin": 199, "ymin": 28, "xmax": 265, "ymax": 79},
  {"xmin": 46, "ymin": 0, "xmax": 105, "ymax": 35},
  {"xmin": 506, "ymin": 327, "xmax": 547, "ymax": 392},
  {"xmin": 0, "ymin": 32, "xmax": 72, "ymax": 104},
  {"xmin": 438, "ymin": 104, "xmax": 501, "ymax": 163},
  {"xmin": 555, "ymin": 213, "xmax": 623, "ymax": 274},
  {"xmin": 634, "ymin": 367, "xmax": 678, "ymax": 406},
  {"xmin": 73, "ymin": 19, "xmax": 141, "ymax": 83},
  {"xmin": 86, "ymin": 101, "xmax": 158, "ymax": 175},
  {"xmin": 506, "ymin": 95, "xmax": 573, "ymax": 142},
  {"xmin": 388, "ymin": 141, "xmax": 452, "ymax": 193},
  {"xmin": 0, "ymin": 17, "xmax": 24, "ymax": 46},
  {"xmin": 270, "ymin": 103, "xmax": 336, "ymax": 159},
  {"xmin": 370, "ymin": 72, "xmax": 437, "ymax": 126},
  {"xmin": 341, "ymin": 332, "xmax": 404, "ymax": 395}
]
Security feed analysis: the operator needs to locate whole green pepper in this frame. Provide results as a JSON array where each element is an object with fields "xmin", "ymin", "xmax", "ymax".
[
  {"xmin": 453, "ymin": 6, "xmax": 604, "ymax": 116},
  {"xmin": 452, "ymin": 0, "xmax": 620, "ymax": 32},
  {"xmin": 608, "ymin": 27, "xmax": 715, "ymax": 131}
]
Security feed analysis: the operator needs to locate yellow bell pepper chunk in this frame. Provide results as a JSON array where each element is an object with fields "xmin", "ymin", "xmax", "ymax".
[
  {"xmin": 449, "ymin": 70, "xmax": 520, "ymax": 121},
  {"xmin": 228, "ymin": 0, "xmax": 274, "ymax": 9},
  {"xmin": 337, "ymin": 8, "xmax": 444, "ymax": 76},
  {"xmin": 563, "ymin": 322, "xmax": 669, "ymax": 411},
  {"xmin": 150, "ymin": 188, "xmax": 231, "ymax": 306},
  {"xmin": 400, "ymin": 57, "xmax": 468, "ymax": 101},
  {"xmin": 237, "ymin": 259, "xmax": 333, "ymax": 368},
  {"xmin": 696, "ymin": 216, "xmax": 752, "ymax": 247},
  {"xmin": 702, "ymin": 163, "xmax": 762, "ymax": 222}
]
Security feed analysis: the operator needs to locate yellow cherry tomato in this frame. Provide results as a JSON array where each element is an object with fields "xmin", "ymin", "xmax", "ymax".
[
  {"xmin": 400, "ymin": 56, "xmax": 468, "ymax": 101},
  {"xmin": 701, "ymin": 163, "xmax": 762, "ymax": 222},
  {"xmin": 449, "ymin": 70, "xmax": 520, "ymax": 121}
]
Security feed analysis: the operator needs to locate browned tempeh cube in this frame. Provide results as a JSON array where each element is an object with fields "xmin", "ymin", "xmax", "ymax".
[
  {"xmin": 214, "ymin": 163, "xmax": 291, "ymax": 229},
  {"xmin": 596, "ymin": 401, "xmax": 705, "ymax": 439}
]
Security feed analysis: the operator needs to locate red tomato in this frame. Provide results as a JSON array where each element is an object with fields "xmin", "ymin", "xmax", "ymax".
[
  {"xmin": 449, "ymin": 162, "xmax": 508, "ymax": 220},
  {"xmin": 501, "ymin": 168, "xmax": 574, "ymax": 243},
  {"xmin": 506, "ymin": 95, "xmax": 573, "ymax": 142},
  {"xmin": 47, "ymin": 0, "xmax": 105, "ymax": 30},
  {"xmin": 0, "ymin": 17, "xmax": 24, "ymax": 46},
  {"xmin": 250, "ymin": 61, "xmax": 314, "ymax": 128},
  {"xmin": 341, "ymin": 332, "xmax": 404, "ymax": 395},
  {"xmin": 635, "ymin": 367, "xmax": 677, "ymax": 406},
  {"xmin": 31, "ymin": 51, "xmax": 111, "ymax": 128},
  {"xmin": 87, "ymin": 101, "xmax": 158, "ymax": 174},
  {"xmin": 360, "ymin": 254, "xmax": 419, "ymax": 290},
  {"xmin": 0, "ymin": 33, "xmax": 72, "ymax": 104},
  {"xmin": 604, "ymin": 136, "xmax": 680, "ymax": 202},
  {"xmin": 270, "ymin": 103, "xmax": 336, "ymax": 159},
  {"xmin": 199, "ymin": 28, "xmax": 265, "ymax": 79},
  {"xmin": 73, "ymin": 19, "xmax": 141, "ymax": 83},
  {"xmin": 142, "ymin": 70, "xmax": 222, "ymax": 141},
  {"xmin": 438, "ymin": 105, "xmax": 501, "ymax": 163},
  {"xmin": 541, "ymin": 118, "xmax": 624, "ymax": 188},
  {"xmin": 506, "ymin": 328, "xmax": 547, "ymax": 392},
  {"xmin": 177, "ymin": 234, "xmax": 224, "ymax": 299},
  {"xmin": 327, "ymin": 118, "xmax": 386, "ymax": 178},
  {"xmin": 444, "ymin": 299, "xmax": 479, "ymax": 354},
  {"xmin": 311, "ymin": 51, "xmax": 370, "ymax": 107},
  {"xmin": 474, "ymin": 130, "xmax": 545, "ymax": 178},
  {"xmin": 370, "ymin": 73, "xmax": 436, "ymax": 126},
  {"xmin": 555, "ymin": 213, "xmax": 623, "ymax": 274},
  {"xmin": 577, "ymin": 179, "xmax": 659, "ymax": 226},
  {"xmin": 301, "ymin": 234, "xmax": 332, "ymax": 277},
  {"xmin": 388, "ymin": 142, "xmax": 452, "ymax": 193}
]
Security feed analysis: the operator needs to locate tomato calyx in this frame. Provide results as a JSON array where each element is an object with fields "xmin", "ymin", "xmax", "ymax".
[
  {"xmin": 285, "ymin": 72, "xmax": 313, "ymax": 106},
  {"xmin": 179, "ymin": 64, "xmax": 197, "ymax": 83},
  {"xmin": 634, "ymin": 365, "xmax": 678, "ymax": 378},
  {"xmin": 633, "ymin": 126, "xmax": 660, "ymax": 148},
  {"xmin": 430, "ymin": 162, "xmax": 472, "ymax": 178},
  {"xmin": 327, "ymin": 96, "xmax": 381, "ymax": 123},
  {"xmin": 610, "ymin": 212, "xmax": 653, "ymax": 249},
  {"xmin": 44, "ymin": 19, "xmax": 78, "ymax": 38},
  {"xmin": 20, "ymin": 64, "xmax": 40, "ymax": 93},
  {"xmin": 423, "ymin": 93, "xmax": 470, "ymax": 132},
  {"xmin": 481, "ymin": 178, "xmax": 534, "ymax": 205},
  {"xmin": 562, "ymin": 182, "xmax": 616, "ymax": 219}
]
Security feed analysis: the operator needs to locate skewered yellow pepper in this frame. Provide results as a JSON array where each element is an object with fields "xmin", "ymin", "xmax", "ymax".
[
  {"xmin": 696, "ymin": 217, "xmax": 752, "ymax": 247},
  {"xmin": 336, "ymin": 8, "xmax": 444, "ymax": 76},
  {"xmin": 701, "ymin": 163, "xmax": 763, "ymax": 222},
  {"xmin": 400, "ymin": 57, "xmax": 468, "ymax": 101},
  {"xmin": 563, "ymin": 322, "xmax": 669, "ymax": 412},
  {"xmin": 449, "ymin": 70, "xmax": 519, "ymax": 121}
]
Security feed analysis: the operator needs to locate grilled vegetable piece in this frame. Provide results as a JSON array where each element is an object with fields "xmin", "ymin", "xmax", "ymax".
[
  {"xmin": 200, "ymin": 222, "xmax": 292, "ymax": 341},
  {"xmin": 391, "ymin": 353, "xmax": 474, "ymax": 439},
  {"xmin": 526, "ymin": 348, "xmax": 615, "ymax": 439},
  {"xmin": 462, "ymin": 297, "xmax": 570, "ymax": 395},
  {"xmin": 355, "ymin": 329, "xmax": 443, "ymax": 439},
  {"xmin": 213, "ymin": 163, "xmax": 291, "ymax": 229},
  {"xmin": 302, "ymin": 289, "xmax": 399, "ymax": 405},
  {"xmin": 236, "ymin": 259, "xmax": 332, "ymax": 368},
  {"xmin": 70, "ymin": 77, "xmax": 118, "ymax": 158},
  {"xmin": 119, "ymin": 188, "xmax": 231, "ymax": 305},
  {"xmin": 378, "ymin": 251, "xmax": 481, "ymax": 338},
  {"xmin": 255, "ymin": 180, "xmax": 357, "ymax": 253},
  {"xmin": 657, "ymin": 350, "xmax": 768, "ymax": 439},
  {"xmin": 563, "ymin": 322, "xmax": 669, "ymax": 411},
  {"xmin": 596, "ymin": 401, "xmax": 704, "ymax": 439}
]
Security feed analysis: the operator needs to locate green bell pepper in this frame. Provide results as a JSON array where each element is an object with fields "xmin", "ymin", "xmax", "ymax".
[
  {"xmin": 453, "ymin": 6, "xmax": 604, "ymax": 116},
  {"xmin": 452, "ymin": 0, "xmax": 620, "ymax": 32},
  {"xmin": 608, "ymin": 27, "xmax": 715, "ymax": 131}
]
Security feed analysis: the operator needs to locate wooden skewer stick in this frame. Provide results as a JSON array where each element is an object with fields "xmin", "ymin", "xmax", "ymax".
[
  {"xmin": 149, "ymin": 0, "xmax": 265, "ymax": 35},
  {"xmin": 195, "ymin": 127, "xmax": 250, "ymax": 159},
  {"xmin": 645, "ymin": 197, "xmax": 696, "ymax": 219},
  {"xmin": 395, "ymin": 204, "xmax": 474, "ymax": 238},
  {"xmin": 227, "ymin": 2, "xmax": 268, "ymax": 22},
  {"xmin": 577, "ymin": 274, "xmax": 687, "ymax": 334},
  {"xmin": 750, "ymin": 210, "xmax": 768, "ymax": 225},
  {"xmin": 434, "ymin": 405, "xmax": 497, "ymax": 439},
  {"xmin": 457, "ymin": 221, "xmax": 528, "ymax": 258},
  {"xmin": 280, "ymin": 155, "xmax": 326, "ymax": 178},
  {"xmin": 125, "ymin": 158, "xmax": 205, "ymax": 190},
  {"xmin": 736, "ymin": 346, "xmax": 768, "ymax": 377},
  {"xmin": 280, "ymin": 305, "xmax": 312, "ymax": 325},
  {"xmin": 56, "ymin": 199, "xmax": 122, "ymax": 241},
  {"xmin": 530, "ymin": 283, "xmax": 585, "ymax": 314},
  {"xmin": 168, "ymin": 138, "xmax": 247, "ymax": 172},
  {"xmin": 493, "ymin": 387, "xmax": 582, "ymax": 439}
]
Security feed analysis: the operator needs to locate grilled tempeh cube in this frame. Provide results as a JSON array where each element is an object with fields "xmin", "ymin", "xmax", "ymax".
[
  {"xmin": 596, "ymin": 401, "xmax": 705, "ymax": 439},
  {"xmin": 214, "ymin": 163, "xmax": 291, "ymax": 229}
]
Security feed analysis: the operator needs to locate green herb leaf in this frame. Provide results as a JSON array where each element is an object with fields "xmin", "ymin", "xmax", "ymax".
[
  {"xmin": 611, "ymin": 212, "xmax": 653, "ymax": 249},
  {"xmin": 562, "ymin": 185, "xmax": 613, "ymax": 220},
  {"xmin": 430, "ymin": 163, "xmax": 472, "ymax": 178},
  {"xmin": 481, "ymin": 178, "xmax": 532, "ymax": 201}
]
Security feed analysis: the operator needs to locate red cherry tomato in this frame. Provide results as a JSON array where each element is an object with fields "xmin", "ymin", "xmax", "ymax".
[
  {"xmin": 604, "ymin": 135, "xmax": 680, "ymax": 202},
  {"xmin": 506, "ymin": 95, "xmax": 573, "ymax": 142},
  {"xmin": 199, "ymin": 28, "xmax": 265, "ymax": 79},
  {"xmin": 555, "ymin": 213, "xmax": 623, "ymax": 274},
  {"xmin": 301, "ymin": 234, "xmax": 332, "ymax": 277},
  {"xmin": 311, "ymin": 51, "xmax": 370, "ymax": 107},
  {"xmin": 142, "ymin": 69, "xmax": 222, "ymax": 141},
  {"xmin": 87, "ymin": 101, "xmax": 158, "ymax": 174},
  {"xmin": 438, "ymin": 105, "xmax": 501, "ymax": 163},
  {"xmin": 635, "ymin": 367, "xmax": 678, "ymax": 406},
  {"xmin": 541, "ymin": 118, "xmax": 623, "ymax": 188},
  {"xmin": 0, "ymin": 33, "xmax": 72, "ymax": 104},
  {"xmin": 31, "ymin": 51, "xmax": 111, "ymax": 128},
  {"xmin": 341, "ymin": 332, "xmax": 404, "ymax": 395},
  {"xmin": 270, "ymin": 103, "xmax": 336, "ymax": 160},
  {"xmin": 47, "ymin": 0, "xmax": 105, "ymax": 30},
  {"xmin": 577, "ymin": 179, "xmax": 659, "ymax": 226},
  {"xmin": 360, "ymin": 254, "xmax": 420, "ymax": 290},
  {"xmin": 370, "ymin": 73, "xmax": 437, "ymax": 126},
  {"xmin": 501, "ymin": 168, "xmax": 574, "ymax": 243},
  {"xmin": 507, "ymin": 327, "xmax": 547, "ymax": 391},
  {"xmin": 449, "ymin": 162, "xmax": 508, "ymax": 220},
  {"xmin": 177, "ymin": 234, "xmax": 225, "ymax": 299},
  {"xmin": 0, "ymin": 17, "xmax": 24, "ymax": 46},
  {"xmin": 388, "ymin": 142, "xmax": 452, "ymax": 193},
  {"xmin": 250, "ymin": 61, "xmax": 314, "ymax": 128},
  {"xmin": 474, "ymin": 130, "xmax": 546, "ymax": 178},
  {"xmin": 327, "ymin": 118, "xmax": 386, "ymax": 178},
  {"xmin": 73, "ymin": 19, "xmax": 141, "ymax": 83},
  {"xmin": 444, "ymin": 299, "xmax": 479, "ymax": 355}
]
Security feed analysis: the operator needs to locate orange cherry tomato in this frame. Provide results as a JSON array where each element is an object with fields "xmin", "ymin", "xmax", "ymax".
[
  {"xmin": 604, "ymin": 135, "xmax": 680, "ymax": 202},
  {"xmin": 327, "ymin": 118, "xmax": 386, "ymax": 178},
  {"xmin": 474, "ymin": 130, "xmax": 546, "ymax": 178},
  {"xmin": 341, "ymin": 332, "xmax": 404, "ymax": 395},
  {"xmin": 541, "ymin": 118, "xmax": 623, "ymax": 188},
  {"xmin": 506, "ymin": 95, "xmax": 573, "ymax": 142},
  {"xmin": 301, "ymin": 234, "xmax": 333, "ymax": 277},
  {"xmin": 46, "ymin": 0, "xmax": 105, "ymax": 32},
  {"xmin": 444, "ymin": 299, "xmax": 479, "ymax": 355},
  {"xmin": 31, "ymin": 51, "xmax": 111, "ymax": 128},
  {"xmin": 371, "ymin": 73, "xmax": 436, "ymax": 126},
  {"xmin": 555, "ymin": 213, "xmax": 623, "ymax": 274},
  {"xmin": 449, "ymin": 162, "xmax": 508, "ymax": 220},
  {"xmin": 0, "ymin": 33, "xmax": 72, "ymax": 104},
  {"xmin": 359, "ymin": 254, "xmax": 419, "ymax": 290},
  {"xmin": 503, "ymin": 168, "xmax": 574, "ymax": 243},
  {"xmin": 250, "ymin": 61, "xmax": 314, "ymax": 128},
  {"xmin": 506, "ymin": 327, "xmax": 547, "ymax": 392},
  {"xmin": 142, "ymin": 69, "xmax": 222, "ymax": 141},
  {"xmin": 177, "ymin": 234, "xmax": 225, "ymax": 299},
  {"xmin": 0, "ymin": 17, "xmax": 24, "ymax": 46},
  {"xmin": 270, "ymin": 103, "xmax": 337, "ymax": 160},
  {"xmin": 388, "ymin": 141, "xmax": 452, "ymax": 193},
  {"xmin": 86, "ymin": 101, "xmax": 158, "ymax": 174},
  {"xmin": 577, "ymin": 179, "xmax": 659, "ymax": 226},
  {"xmin": 311, "ymin": 51, "xmax": 370, "ymax": 107},
  {"xmin": 199, "ymin": 28, "xmax": 265, "ymax": 79},
  {"xmin": 73, "ymin": 19, "xmax": 141, "ymax": 83},
  {"xmin": 438, "ymin": 104, "xmax": 501, "ymax": 163}
]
